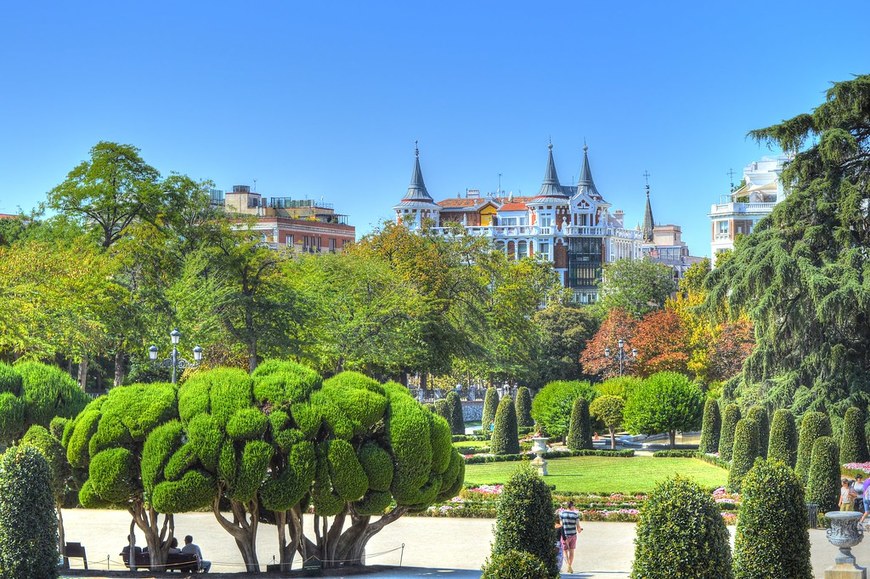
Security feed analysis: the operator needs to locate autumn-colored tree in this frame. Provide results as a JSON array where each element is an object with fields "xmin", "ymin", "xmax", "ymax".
[
  {"xmin": 631, "ymin": 310, "xmax": 691, "ymax": 377},
  {"xmin": 708, "ymin": 319, "xmax": 754, "ymax": 382},
  {"xmin": 579, "ymin": 309, "xmax": 638, "ymax": 378}
]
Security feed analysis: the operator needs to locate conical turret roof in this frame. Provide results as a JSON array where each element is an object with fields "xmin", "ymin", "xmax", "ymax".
[
  {"xmin": 533, "ymin": 142, "xmax": 569, "ymax": 203},
  {"xmin": 394, "ymin": 144, "xmax": 441, "ymax": 211},
  {"xmin": 642, "ymin": 185, "xmax": 655, "ymax": 243},
  {"xmin": 577, "ymin": 144, "xmax": 601, "ymax": 199}
]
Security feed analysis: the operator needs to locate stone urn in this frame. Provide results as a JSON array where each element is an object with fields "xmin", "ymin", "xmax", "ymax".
[
  {"xmin": 825, "ymin": 511, "xmax": 866, "ymax": 578},
  {"xmin": 530, "ymin": 436, "xmax": 549, "ymax": 476}
]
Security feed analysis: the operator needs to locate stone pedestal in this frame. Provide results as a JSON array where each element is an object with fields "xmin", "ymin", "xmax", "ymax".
[
  {"xmin": 825, "ymin": 511, "xmax": 866, "ymax": 579},
  {"xmin": 530, "ymin": 437, "xmax": 549, "ymax": 476}
]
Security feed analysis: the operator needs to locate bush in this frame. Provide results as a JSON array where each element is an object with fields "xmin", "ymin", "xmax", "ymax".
[
  {"xmin": 446, "ymin": 392, "xmax": 465, "ymax": 435},
  {"xmin": 652, "ymin": 450, "xmax": 698, "ymax": 458},
  {"xmin": 631, "ymin": 476, "xmax": 732, "ymax": 579},
  {"xmin": 531, "ymin": 380, "xmax": 596, "ymax": 439},
  {"xmin": 795, "ymin": 411, "xmax": 831, "ymax": 484},
  {"xmin": 746, "ymin": 406, "xmax": 769, "ymax": 459},
  {"xmin": 806, "ymin": 436, "xmax": 840, "ymax": 513},
  {"xmin": 727, "ymin": 418, "xmax": 758, "ymax": 493},
  {"xmin": 434, "ymin": 399, "xmax": 451, "ymax": 426},
  {"xmin": 589, "ymin": 395, "xmax": 625, "ymax": 450},
  {"xmin": 623, "ymin": 372, "xmax": 703, "ymax": 449},
  {"xmin": 698, "ymin": 399, "xmax": 721, "ymax": 454},
  {"xmin": 732, "ymin": 459, "xmax": 812, "ymax": 579},
  {"xmin": 767, "ymin": 408, "xmax": 798, "ymax": 468},
  {"xmin": 566, "ymin": 397, "xmax": 593, "ymax": 451},
  {"xmin": 482, "ymin": 387, "xmax": 500, "ymax": 433},
  {"xmin": 482, "ymin": 549, "xmax": 550, "ymax": 579},
  {"xmin": 0, "ymin": 446, "xmax": 58, "ymax": 579},
  {"xmin": 489, "ymin": 465, "xmax": 558, "ymax": 578},
  {"xmin": 840, "ymin": 407, "xmax": 869, "ymax": 465},
  {"xmin": 514, "ymin": 387, "xmax": 534, "ymax": 428},
  {"xmin": 491, "ymin": 397, "xmax": 520, "ymax": 455},
  {"xmin": 596, "ymin": 376, "xmax": 642, "ymax": 399},
  {"xmin": 719, "ymin": 404, "xmax": 741, "ymax": 462}
]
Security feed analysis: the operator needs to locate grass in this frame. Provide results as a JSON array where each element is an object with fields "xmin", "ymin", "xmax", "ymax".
[
  {"xmin": 463, "ymin": 456, "xmax": 728, "ymax": 494},
  {"xmin": 453, "ymin": 440, "xmax": 489, "ymax": 449}
]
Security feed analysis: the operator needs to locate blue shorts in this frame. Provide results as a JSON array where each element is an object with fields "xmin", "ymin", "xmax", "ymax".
[{"xmin": 863, "ymin": 499, "xmax": 870, "ymax": 512}]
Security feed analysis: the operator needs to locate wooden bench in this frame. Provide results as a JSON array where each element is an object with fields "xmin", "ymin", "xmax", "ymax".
[
  {"xmin": 63, "ymin": 542, "xmax": 87, "ymax": 569},
  {"xmin": 121, "ymin": 550, "xmax": 199, "ymax": 573}
]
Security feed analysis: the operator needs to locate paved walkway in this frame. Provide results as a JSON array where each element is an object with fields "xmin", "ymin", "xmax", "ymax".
[{"xmin": 61, "ymin": 509, "xmax": 869, "ymax": 578}]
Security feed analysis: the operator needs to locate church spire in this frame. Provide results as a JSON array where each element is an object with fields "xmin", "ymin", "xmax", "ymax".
[
  {"xmin": 642, "ymin": 172, "xmax": 655, "ymax": 243},
  {"xmin": 404, "ymin": 141, "xmax": 434, "ymax": 202},
  {"xmin": 577, "ymin": 143, "xmax": 600, "ymax": 198},
  {"xmin": 535, "ymin": 141, "xmax": 567, "ymax": 199}
]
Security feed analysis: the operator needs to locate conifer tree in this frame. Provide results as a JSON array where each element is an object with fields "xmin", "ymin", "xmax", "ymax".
[
  {"xmin": 746, "ymin": 406, "xmax": 769, "ymax": 459},
  {"xmin": 806, "ymin": 436, "xmax": 840, "ymax": 513},
  {"xmin": 768, "ymin": 408, "xmax": 798, "ymax": 468},
  {"xmin": 840, "ymin": 407, "xmax": 869, "ymax": 465},
  {"xmin": 795, "ymin": 411, "xmax": 831, "ymax": 484},
  {"xmin": 698, "ymin": 398, "xmax": 721, "ymax": 454},
  {"xmin": 727, "ymin": 418, "xmax": 759, "ymax": 492},
  {"xmin": 719, "ymin": 404, "xmax": 741, "ymax": 461},
  {"xmin": 514, "ymin": 387, "xmax": 534, "ymax": 428},
  {"xmin": 566, "ymin": 397, "xmax": 593, "ymax": 450},
  {"xmin": 482, "ymin": 387, "xmax": 499, "ymax": 434},
  {"xmin": 445, "ymin": 391, "xmax": 465, "ymax": 436},
  {"xmin": 491, "ymin": 396, "xmax": 520, "ymax": 455}
]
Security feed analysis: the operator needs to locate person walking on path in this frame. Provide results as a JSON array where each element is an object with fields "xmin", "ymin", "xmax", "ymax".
[
  {"xmin": 860, "ymin": 481, "xmax": 870, "ymax": 527},
  {"xmin": 181, "ymin": 535, "xmax": 211, "ymax": 573},
  {"xmin": 840, "ymin": 479, "xmax": 855, "ymax": 511},
  {"xmin": 559, "ymin": 501, "xmax": 582, "ymax": 574}
]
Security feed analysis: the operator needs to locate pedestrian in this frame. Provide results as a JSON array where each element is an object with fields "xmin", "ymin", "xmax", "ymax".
[
  {"xmin": 840, "ymin": 479, "xmax": 854, "ymax": 511},
  {"xmin": 559, "ymin": 500, "xmax": 582, "ymax": 574},
  {"xmin": 860, "ymin": 481, "xmax": 870, "ymax": 527},
  {"xmin": 853, "ymin": 475, "xmax": 866, "ymax": 513},
  {"xmin": 180, "ymin": 535, "xmax": 211, "ymax": 573}
]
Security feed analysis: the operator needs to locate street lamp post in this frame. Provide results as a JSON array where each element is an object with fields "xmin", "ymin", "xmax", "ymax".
[
  {"xmin": 604, "ymin": 338, "xmax": 637, "ymax": 376},
  {"xmin": 148, "ymin": 329, "xmax": 203, "ymax": 384}
]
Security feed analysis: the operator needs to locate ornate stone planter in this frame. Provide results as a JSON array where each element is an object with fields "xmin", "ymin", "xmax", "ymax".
[
  {"xmin": 530, "ymin": 436, "xmax": 549, "ymax": 476},
  {"xmin": 824, "ymin": 511, "xmax": 866, "ymax": 578}
]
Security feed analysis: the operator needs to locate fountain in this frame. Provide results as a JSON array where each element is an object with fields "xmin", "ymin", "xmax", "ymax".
[{"xmin": 825, "ymin": 511, "xmax": 866, "ymax": 578}]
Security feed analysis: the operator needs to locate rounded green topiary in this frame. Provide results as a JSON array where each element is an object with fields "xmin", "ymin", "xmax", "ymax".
[
  {"xmin": 566, "ymin": 397, "xmax": 592, "ymax": 450},
  {"xmin": 491, "ymin": 396, "xmax": 520, "ymax": 455},
  {"xmin": 840, "ymin": 407, "xmax": 869, "ymax": 465},
  {"xmin": 746, "ymin": 406, "xmax": 769, "ymax": 459},
  {"xmin": 446, "ymin": 391, "xmax": 465, "ymax": 435},
  {"xmin": 806, "ymin": 436, "xmax": 840, "ymax": 513},
  {"xmin": 434, "ymin": 399, "xmax": 451, "ymax": 425},
  {"xmin": 531, "ymin": 380, "xmax": 597, "ymax": 439},
  {"xmin": 767, "ymin": 408, "xmax": 798, "ymax": 468},
  {"xmin": 14, "ymin": 361, "xmax": 90, "ymax": 431},
  {"xmin": 727, "ymin": 418, "xmax": 758, "ymax": 493},
  {"xmin": 733, "ymin": 459, "xmax": 812, "ymax": 579},
  {"xmin": 482, "ymin": 549, "xmax": 550, "ymax": 579},
  {"xmin": 698, "ymin": 398, "xmax": 721, "ymax": 454},
  {"xmin": 0, "ymin": 446, "xmax": 58, "ymax": 579},
  {"xmin": 482, "ymin": 387, "xmax": 500, "ymax": 433},
  {"xmin": 514, "ymin": 387, "xmax": 534, "ymax": 428},
  {"xmin": 631, "ymin": 475, "xmax": 732, "ymax": 579},
  {"xmin": 489, "ymin": 465, "xmax": 558, "ymax": 578},
  {"xmin": 795, "ymin": 411, "xmax": 831, "ymax": 484},
  {"xmin": 719, "ymin": 404, "xmax": 741, "ymax": 462}
]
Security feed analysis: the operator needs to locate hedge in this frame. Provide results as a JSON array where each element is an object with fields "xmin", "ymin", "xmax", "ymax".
[
  {"xmin": 491, "ymin": 397, "xmax": 520, "ymax": 455},
  {"xmin": 719, "ymin": 404, "xmax": 741, "ymax": 462},
  {"xmin": 727, "ymin": 418, "xmax": 758, "ymax": 492},
  {"xmin": 652, "ymin": 450, "xmax": 698, "ymax": 458},
  {"xmin": 795, "ymin": 411, "xmax": 831, "ymax": 484},
  {"xmin": 840, "ymin": 407, "xmax": 869, "ymax": 465},
  {"xmin": 566, "ymin": 397, "xmax": 593, "ymax": 450},
  {"xmin": 768, "ymin": 408, "xmax": 798, "ymax": 468},
  {"xmin": 806, "ymin": 436, "xmax": 840, "ymax": 513},
  {"xmin": 698, "ymin": 399, "xmax": 721, "ymax": 454},
  {"xmin": 514, "ymin": 387, "xmax": 534, "ymax": 428}
]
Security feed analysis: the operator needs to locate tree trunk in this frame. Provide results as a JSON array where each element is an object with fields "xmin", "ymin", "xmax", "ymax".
[
  {"xmin": 669, "ymin": 430, "xmax": 676, "ymax": 449},
  {"xmin": 609, "ymin": 427, "xmax": 616, "ymax": 450},
  {"xmin": 114, "ymin": 350, "xmax": 126, "ymax": 387},
  {"xmin": 247, "ymin": 341, "xmax": 258, "ymax": 373},
  {"xmin": 212, "ymin": 496, "xmax": 260, "ymax": 572},
  {"xmin": 57, "ymin": 504, "xmax": 67, "ymax": 569},
  {"xmin": 129, "ymin": 504, "xmax": 173, "ymax": 571},
  {"xmin": 77, "ymin": 355, "xmax": 89, "ymax": 390},
  {"xmin": 309, "ymin": 505, "xmax": 408, "ymax": 569}
]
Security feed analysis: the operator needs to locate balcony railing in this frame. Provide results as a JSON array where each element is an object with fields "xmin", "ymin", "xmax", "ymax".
[
  {"xmin": 429, "ymin": 225, "xmax": 641, "ymax": 240},
  {"xmin": 709, "ymin": 202, "xmax": 777, "ymax": 216}
]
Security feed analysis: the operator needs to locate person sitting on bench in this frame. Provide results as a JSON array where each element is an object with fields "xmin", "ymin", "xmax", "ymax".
[{"xmin": 180, "ymin": 535, "xmax": 211, "ymax": 573}]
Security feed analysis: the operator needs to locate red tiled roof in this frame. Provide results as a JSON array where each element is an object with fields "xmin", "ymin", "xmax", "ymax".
[
  {"xmin": 0, "ymin": 213, "xmax": 18, "ymax": 220},
  {"xmin": 437, "ymin": 198, "xmax": 483, "ymax": 208},
  {"xmin": 499, "ymin": 202, "xmax": 528, "ymax": 211}
]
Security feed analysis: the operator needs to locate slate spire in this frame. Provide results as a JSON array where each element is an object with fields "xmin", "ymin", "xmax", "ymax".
[
  {"xmin": 577, "ymin": 142, "xmax": 600, "ymax": 198},
  {"xmin": 405, "ymin": 141, "xmax": 433, "ymax": 202},
  {"xmin": 642, "ymin": 178, "xmax": 655, "ymax": 243},
  {"xmin": 536, "ymin": 141, "xmax": 567, "ymax": 199}
]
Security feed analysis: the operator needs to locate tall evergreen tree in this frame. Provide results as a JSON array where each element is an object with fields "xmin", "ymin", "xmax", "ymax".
[
  {"xmin": 482, "ymin": 387, "xmax": 500, "ymax": 434},
  {"xmin": 840, "ymin": 406, "xmax": 870, "ymax": 465},
  {"xmin": 768, "ymin": 408, "xmax": 798, "ymax": 468},
  {"xmin": 727, "ymin": 418, "xmax": 759, "ymax": 492},
  {"xmin": 566, "ymin": 397, "xmax": 593, "ymax": 451},
  {"xmin": 445, "ymin": 391, "xmax": 465, "ymax": 436},
  {"xmin": 491, "ymin": 396, "xmax": 520, "ymax": 455},
  {"xmin": 698, "ymin": 398, "xmax": 721, "ymax": 454},
  {"xmin": 806, "ymin": 436, "xmax": 840, "ymax": 513},
  {"xmin": 514, "ymin": 387, "xmax": 534, "ymax": 428},
  {"xmin": 746, "ymin": 406, "xmax": 769, "ymax": 459},
  {"xmin": 795, "ymin": 411, "xmax": 832, "ymax": 484},
  {"xmin": 719, "ymin": 403, "xmax": 741, "ymax": 461}
]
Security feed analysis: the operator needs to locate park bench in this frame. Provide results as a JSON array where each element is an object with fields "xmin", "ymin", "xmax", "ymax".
[
  {"xmin": 121, "ymin": 550, "xmax": 200, "ymax": 573},
  {"xmin": 62, "ymin": 541, "xmax": 87, "ymax": 569}
]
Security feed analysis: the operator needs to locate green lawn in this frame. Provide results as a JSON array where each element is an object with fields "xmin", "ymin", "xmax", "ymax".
[
  {"xmin": 463, "ymin": 456, "xmax": 727, "ymax": 494},
  {"xmin": 453, "ymin": 440, "xmax": 489, "ymax": 449}
]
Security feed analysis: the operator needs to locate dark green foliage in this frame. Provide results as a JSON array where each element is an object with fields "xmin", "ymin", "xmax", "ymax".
[
  {"xmin": 354, "ymin": 490, "xmax": 393, "ymax": 515},
  {"xmin": 151, "ymin": 469, "xmax": 216, "ymax": 513},
  {"xmin": 566, "ymin": 397, "xmax": 593, "ymax": 451},
  {"xmin": 489, "ymin": 466, "xmax": 558, "ymax": 578},
  {"xmin": 806, "ymin": 436, "xmax": 840, "ymax": 513},
  {"xmin": 514, "ymin": 387, "xmax": 533, "ymax": 428},
  {"xmin": 631, "ymin": 476, "xmax": 732, "ymax": 579},
  {"xmin": 66, "ymin": 410, "xmax": 100, "ymax": 469},
  {"xmin": 385, "ymin": 384, "xmax": 434, "ymax": 505},
  {"xmin": 20, "ymin": 425, "xmax": 70, "ymax": 502},
  {"xmin": 49, "ymin": 416, "xmax": 67, "ymax": 440},
  {"xmin": 623, "ymin": 372, "xmax": 704, "ymax": 449},
  {"xmin": 482, "ymin": 387, "xmax": 499, "ymax": 432},
  {"xmin": 0, "ymin": 393, "xmax": 24, "ymax": 445},
  {"xmin": 491, "ymin": 396, "xmax": 520, "ymax": 455},
  {"xmin": 733, "ymin": 460, "xmax": 812, "ymax": 579},
  {"xmin": 327, "ymin": 439, "xmax": 368, "ymax": 501},
  {"xmin": 727, "ymin": 418, "xmax": 759, "ymax": 492},
  {"xmin": 719, "ymin": 404, "xmax": 741, "ymax": 461},
  {"xmin": 226, "ymin": 408, "xmax": 269, "ymax": 440},
  {"xmin": 482, "ymin": 549, "xmax": 550, "ymax": 579},
  {"xmin": 746, "ymin": 406, "xmax": 769, "ymax": 459},
  {"xmin": 446, "ymin": 391, "xmax": 465, "ymax": 435},
  {"xmin": 14, "ymin": 361, "xmax": 90, "ymax": 430},
  {"xmin": 698, "ymin": 399, "xmax": 721, "ymax": 454},
  {"xmin": 260, "ymin": 441, "xmax": 316, "ymax": 511},
  {"xmin": 358, "ymin": 442, "xmax": 393, "ymax": 492},
  {"xmin": 795, "ymin": 411, "xmax": 831, "ymax": 484},
  {"xmin": 0, "ymin": 446, "xmax": 58, "ymax": 579},
  {"xmin": 768, "ymin": 409, "xmax": 798, "ymax": 468},
  {"xmin": 434, "ymin": 399, "xmax": 451, "ymax": 425},
  {"xmin": 840, "ymin": 407, "xmax": 869, "ymax": 465},
  {"xmin": 530, "ymin": 380, "xmax": 597, "ymax": 439}
]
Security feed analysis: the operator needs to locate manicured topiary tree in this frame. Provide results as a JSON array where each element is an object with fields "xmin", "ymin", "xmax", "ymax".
[
  {"xmin": 514, "ymin": 387, "xmax": 534, "ymax": 428},
  {"xmin": 596, "ymin": 376, "xmax": 643, "ymax": 399},
  {"xmin": 733, "ymin": 459, "xmax": 812, "ymax": 579},
  {"xmin": 21, "ymin": 425, "xmax": 72, "ymax": 558},
  {"xmin": 624, "ymin": 372, "xmax": 704, "ymax": 449},
  {"xmin": 631, "ymin": 476, "xmax": 732, "ymax": 579},
  {"xmin": 489, "ymin": 465, "xmax": 558, "ymax": 578},
  {"xmin": 434, "ymin": 399, "xmax": 451, "ymax": 426},
  {"xmin": 482, "ymin": 549, "xmax": 550, "ymax": 579},
  {"xmin": 446, "ymin": 391, "xmax": 465, "ymax": 435},
  {"xmin": 727, "ymin": 418, "xmax": 759, "ymax": 493},
  {"xmin": 806, "ymin": 436, "xmax": 840, "ymax": 513},
  {"xmin": 840, "ymin": 407, "xmax": 869, "ymax": 465},
  {"xmin": 0, "ymin": 445, "xmax": 58, "ymax": 579},
  {"xmin": 491, "ymin": 396, "xmax": 520, "ymax": 455},
  {"xmin": 530, "ymin": 380, "xmax": 597, "ymax": 439},
  {"xmin": 746, "ymin": 406, "xmax": 769, "ymax": 459},
  {"xmin": 698, "ymin": 398, "xmax": 721, "ymax": 454},
  {"xmin": 590, "ymin": 395, "xmax": 625, "ymax": 450},
  {"xmin": 719, "ymin": 404, "xmax": 741, "ymax": 461},
  {"xmin": 566, "ymin": 397, "xmax": 593, "ymax": 450},
  {"xmin": 795, "ymin": 411, "xmax": 831, "ymax": 484},
  {"xmin": 482, "ymin": 387, "xmax": 500, "ymax": 433},
  {"xmin": 768, "ymin": 408, "xmax": 798, "ymax": 467}
]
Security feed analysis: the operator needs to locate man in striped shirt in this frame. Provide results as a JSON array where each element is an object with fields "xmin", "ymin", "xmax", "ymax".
[{"xmin": 559, "ymin": 501, "xmax": 582, "ymax": 574}]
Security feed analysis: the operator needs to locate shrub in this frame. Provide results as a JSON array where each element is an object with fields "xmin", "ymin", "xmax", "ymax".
[
  {"xmin": 795, "ymin": 411, "xmax": 831, "ymax": 484},
  {"xmin": 719, "ymin": 404, "xmax": 741, "ymax": 461},
  {"xmin": 514, "ymin": 387, "xmax": 534, "ymax": 428},
  {"xmin": 0, "ymin": 446, "xmax": 58, "ymax": 579},
  {"xmin": 482, "ymin": 549, "xmax": 550, "ymax": 579},
  {"xmin": 482, "ymin": 387, "xmax": 500, "ymax": 433},
  {"xmin": 566, "ymin": 398, "xmax": 593, "ymax": 451},
  {"xmin": 767, "ymin": 408, "xmax": 798, "ymax": 468},
  {"xmin": 806, "ymin": 436, "xmax": 840, "ymax": 513},
  {"xmin": 596, "ymin": 376, "xmax": 642, "ymax": 399},
  {"xmin": 698, "ymin": 399, "xmax": 721, "ymax": 454},
  {"xmin": 727, "ymin": 418, "xmax": 758, "ymax": 493},
  {"xmin": 732, "ymin": 459, "xmax": 812, "ymax": 579},
  {"xmin": 623, "ymin": 372, "xmax": 703, "ymax": 449},
  {"xmin": 434, "ymin": 399, "xmax": 451, "ymax": 426},
  {"xmin": 446, "ymin": 391, "xmax": 465, "ymax": 435},
  {"xmin": 489, "ymin": 465, "xmax": 558, "ymax": 578},
  {"xmin": 631, "ymin": 476, "xmax": 732, "ymax": 579},
  {"xmin": 746, "ymin": 406, "xmax": 769, "ymax": 459},
  {"xmin": 531, "ymin": 380, "xmax": 596, "ymax": 439},
  {"xmin": 840, "ymin": 407, "xmax": 869, "ymax": 465},
  {"xmin": 589, "ymin": 395, "xmax": 625, "ymax": 450},
  {"xmin": 491, "ymin": 397, "xmax": 520, "ymax": 455}
]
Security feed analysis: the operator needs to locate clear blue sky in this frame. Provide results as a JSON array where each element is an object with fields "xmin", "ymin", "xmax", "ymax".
[{"xmin": 2, "ymin": 1, "xmax": 868, "ymax": 257}]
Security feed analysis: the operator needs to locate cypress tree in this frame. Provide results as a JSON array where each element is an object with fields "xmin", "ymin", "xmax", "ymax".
[
  {"xmin": 746, "ymin": 406, "xmax": 769, "ymax": 459},
  {"xmin": 727, "ymin": 418, "xmax": 758, "ymax": 493},
  {"xmin": 698, "ymin": 398, "xmax": 721, "ymax": 454},
  {"xmin": 719, "ymin": 404, "xmax": 741, "ymax": 461},
  {"xmin": 795, "ymin": 411, "xmax": 831, "ymax": 484},
  {"xmin": 840, "ymin": 407, "xmax": 869, "ymax": 465},
  {"xmin": 515, "ymin": 387, "xmax": 534, "ymax": 428},
  {"xmin": 767, "ymin": 408, "xmax": 798, "ymax": 468},
  {"xmin": 806, "ymin": 436, "xmax": 840, "ymax": 513},
  {"xmin": 491, "ymin": 396, "xmax": 520, "ymax": 455},
  {"xmin": 482, "ymin": 387, "xmax": 500, "ymax": 434},
  {"xmin": 445, "ymin": 391, "xmax": 465, "ymax": 436},
  {"xmin": 566, "ymin": 397, "xmax": 592, "ymax": 450},
  {"xmin": 434, "ymin": 399, "xmax": 451, "ymax": 426}
]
